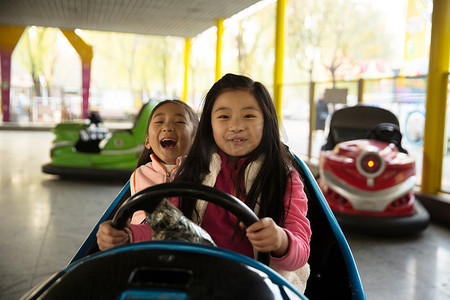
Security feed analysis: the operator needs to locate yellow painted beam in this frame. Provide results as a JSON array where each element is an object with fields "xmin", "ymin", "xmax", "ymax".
[
  {"xmin": 60, "ymin": 30, "xmax": 93, "ymax": 62},
  {"xmin": 182, "ymin": 38, "xmax": 191, "ymax": 103},
  {"xmin": 215, "ymin": 19, "xmax": 224, "ymax": 82},
  {"xmin": 0, "ymin": 25, "xmax": 26, "ymax": 51},
  {"xmin": 60, "ymin": 29, "xmax": 92, "ymax": 118},
  {"xmin": 273, "ymin": 0, "xmax": 286, "ymax": 124},
  {"xmin": 421, "ymin": 0, "xmax": 450, "ymax": 194}
]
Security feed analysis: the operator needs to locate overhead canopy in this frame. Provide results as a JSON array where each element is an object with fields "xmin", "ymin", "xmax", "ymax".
[
  {"xmin": 0, "ymin": 0, "xmax": 265, "ymax": 121},
  {"xmin": 0, "ymin": 0, "xmax": 262, "ymax": 38}
]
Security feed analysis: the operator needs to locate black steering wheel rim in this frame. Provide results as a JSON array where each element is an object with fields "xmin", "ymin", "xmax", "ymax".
[
  {"xmin": 367, "ymin": 122, "xmax": 401, "ymax": 141},
  {"xmin": 366, "ymin": 122, "xmax": 408, "ymax": 153},
  {"xmin": 111, "ymin": 182, "xmax": 270, "ymax": 266}
]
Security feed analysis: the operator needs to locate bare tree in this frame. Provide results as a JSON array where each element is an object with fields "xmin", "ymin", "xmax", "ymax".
[
  {"xmin": 18, "ymin": 27, "xmax": 58, "ymax": 97},
  {"xmin": 287, "ymin": 0, "xmax": 394, "ymax": 84}
]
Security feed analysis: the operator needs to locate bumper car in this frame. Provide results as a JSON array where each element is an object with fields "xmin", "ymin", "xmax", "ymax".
[
  {"xmin": 22, "ymin": 154, "xmax": 365, "ymax": 299},
  {"xmin": 42, "ymin": 102, "xmax": 157, "ymax": 180},
  {"xmin": 318, "ymin": 105, "xmax": 430, "ymax": 235}
]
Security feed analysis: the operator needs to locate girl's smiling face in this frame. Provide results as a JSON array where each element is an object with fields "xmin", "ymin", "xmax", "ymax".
[
  {"xmin": 146, "ymin": 103, "xmax": 195, "ymax": 164},
  {"xmin": 211, "ymin": 90, "xmax": 264, "ymax": 162}
]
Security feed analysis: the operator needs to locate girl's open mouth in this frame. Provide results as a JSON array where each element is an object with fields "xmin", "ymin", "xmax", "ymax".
[{"xmin": 160, "ymin": 138, "xmax": 177, "ymax": 149}]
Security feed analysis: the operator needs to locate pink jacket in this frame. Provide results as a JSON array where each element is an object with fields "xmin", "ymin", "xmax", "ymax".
[
  {"xmin": 130, "ymin": 154, "xmax": 183, "ymax": 195},
  {"xmin": 129, "ymin": 154, "xmax": 183, "ymax": 224}
]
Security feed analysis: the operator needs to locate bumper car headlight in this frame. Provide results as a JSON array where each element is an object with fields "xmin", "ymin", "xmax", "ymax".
[{"xmin": 356, "ymin": 151, "xmax": 385, "ymax": 178}]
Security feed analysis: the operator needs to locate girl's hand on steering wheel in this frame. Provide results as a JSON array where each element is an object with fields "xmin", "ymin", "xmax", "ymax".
[
  {"xmin": 242, "ymin": 217, "xmax": 289, "ymax": 258},
  {"xmin": 96, "ymin": 220, "xmax": 131, "ymax": 251}
]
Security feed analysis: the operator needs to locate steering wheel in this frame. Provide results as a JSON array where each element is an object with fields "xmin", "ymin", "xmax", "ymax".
[
  {"xmin": 110, "ymin": 182, "xmax": 271, "ymax": 266},
  {"xmin": 367, "ymin": 122, "xmax": 407, "ymax": 153}
]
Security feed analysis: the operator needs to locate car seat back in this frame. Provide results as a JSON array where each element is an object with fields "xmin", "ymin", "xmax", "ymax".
[
  {"xmin": 101, "ymin": 102, "xmax": 156, "ymax": 151},
  {"xmin": 322, "ymin": 105, "xmax": 402, "ymax": 152},
  {"xmin": 291, "ymin": 152, "xmax": 364, "ymax": 299}
]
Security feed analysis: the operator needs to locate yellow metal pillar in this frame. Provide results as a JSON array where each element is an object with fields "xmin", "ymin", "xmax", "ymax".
[
  {"xmin": 273, "ymin": 0, "xmax": 286, "ymax": 124},
  {"xmin": 0, "ymin": 26, "xmax": 25, "ymax": 122},
  {"xmin": 215, "ymin": 19, "xmax": 224, "ymax": 82},
  {"xmin": 60, "ymin": 30, "xmax": 93, "ymax": 119},
  {"xmin": 421, "ymin": 0, "xmax": 450, "ymax": 194},
  {"xmin": 182, "ymin": 38, "xmax": 191, "ymax": 103}
]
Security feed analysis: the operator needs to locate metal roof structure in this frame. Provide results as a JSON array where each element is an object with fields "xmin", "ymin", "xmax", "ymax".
[{"xmin": 0, "ymin": 0, "xmax": 263, "ymax": 37}]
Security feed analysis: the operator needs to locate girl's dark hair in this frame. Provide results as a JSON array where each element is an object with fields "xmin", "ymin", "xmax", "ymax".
[
  {"xmin": 175, "ymin": 73, "xmax": 294, "ymax": 225},
  {"xmin": 136, "ymin": 99, "xmax": 199, "ymax": 167}
]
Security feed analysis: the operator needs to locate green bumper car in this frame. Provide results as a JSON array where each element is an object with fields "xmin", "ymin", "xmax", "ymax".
[{"xmin": 42, "ymin": 102, "xmax": 157, "ymax": 180}]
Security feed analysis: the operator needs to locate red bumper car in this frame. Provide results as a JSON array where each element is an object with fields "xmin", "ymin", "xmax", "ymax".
[{"xmin": 318, "ymin": 105, "xmax": 429, "ymax": 235}]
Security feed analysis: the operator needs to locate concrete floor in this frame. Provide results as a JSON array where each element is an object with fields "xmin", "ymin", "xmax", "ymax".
[{"xmin": 1, "ymin": 130, "xmax": 450, "ymax": 299}]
